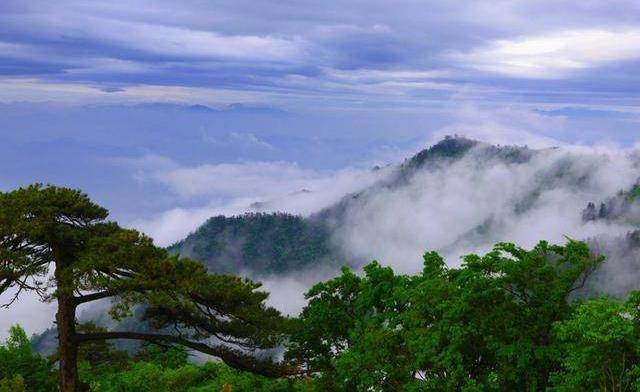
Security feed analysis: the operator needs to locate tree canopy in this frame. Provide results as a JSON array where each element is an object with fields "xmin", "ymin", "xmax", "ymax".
[
  {"xmin": 287, "ymin": 240, "xmax": 605, "ymax": 391},
  {"xmin": 6, "ymin": 183, "xmax": 640, "ymax": 391},
  {"xmin": 0, "ymin": 184, "xmax": 291, "ymax": 391}
]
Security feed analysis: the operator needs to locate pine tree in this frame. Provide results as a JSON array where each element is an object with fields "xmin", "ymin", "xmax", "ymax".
[{"xmin": 0, "ymin": 184, "xmax": 292, "ymax": 391}]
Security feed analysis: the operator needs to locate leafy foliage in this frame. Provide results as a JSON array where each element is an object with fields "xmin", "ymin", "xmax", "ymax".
[
  {"xmin": 83, "ymin": 360, "xmax": 314, "ymax": 392},
  {"xmin": 169, "ymin": 213, "xmax": 335, "ymax": 275},
  {"xmin": 551, "ymin": 294, "xmax": 640, "ymax": 391},
  {"xmin": 287, "ymin": 240, "xmax": 604, "ymax": 391},
  {"xmin": 0, "ymin": 325, "xmax": 56, "ymax": 391},
  {"xmin": 2, "ymin": 327, "xmax": 317, "ymax": 392},
  {"xmin": 8, "ymin": 238, "xmax": 640, "ymax": 391}
]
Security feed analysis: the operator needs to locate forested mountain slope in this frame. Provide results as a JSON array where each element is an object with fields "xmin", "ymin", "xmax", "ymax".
[
  {"xmin": 168, "ymin": 213, "xmax": 336, "ymax": 275},
  {"xmin": 169, "ymin": 136, "xmax": 537, "ymax": 275},
  {"xmin": 31, "ymin": 137, "xmax": 640, "ymax": 354},
  {"xmin": 171, "ymin": 136, "xmax": 640, "ymax": 280}
]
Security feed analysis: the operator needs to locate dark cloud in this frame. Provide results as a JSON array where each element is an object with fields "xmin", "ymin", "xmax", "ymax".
[{"xmin": 1, "ymin": 0, "xmax": 640, "ymax": 108}]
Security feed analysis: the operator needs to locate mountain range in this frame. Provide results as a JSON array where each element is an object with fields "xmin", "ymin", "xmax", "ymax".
[
  {"xmin": 170, "ymin": 136, "xmax": 640, "ymax": 287},
  {"xmin": 32, "ymin": 136, "xmax": 640, "ymax": 353}
]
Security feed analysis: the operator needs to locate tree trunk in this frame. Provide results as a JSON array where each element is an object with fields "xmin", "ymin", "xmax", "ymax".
[{"xmin": 55, "ymin": 257, "xmax": 79, "ymax": 392}]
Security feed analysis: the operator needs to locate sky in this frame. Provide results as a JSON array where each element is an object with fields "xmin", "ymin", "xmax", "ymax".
[
  {"xmin": 1, "ymin": 1, "xmax": 640, "ymax": 222},
  {"xmin": 2, "ymin": 0, "xmax": 640, "ymax": 337}
]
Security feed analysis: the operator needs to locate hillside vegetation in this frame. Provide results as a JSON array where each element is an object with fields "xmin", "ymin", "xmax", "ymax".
[
  {"xmin": 168, "ymin": 213, "xmax": 335, "ymax": 275},
  {"xmin": 5, "ymin": 238, "xmax": 640, "ymax": 390}
]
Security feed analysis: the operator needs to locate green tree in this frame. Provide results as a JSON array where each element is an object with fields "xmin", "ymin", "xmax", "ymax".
[
  {"xmin": 77, "ymin": 339, "xmax": 316, "ymax": 392},
  {"xmin": 0, "ymin": 375, "xmax": 26, "ymax": 392},
  {"xmin": 406, "ymin": 240, "xmax": 602, "ymax": 391},
  {"xmin": 0, "ymin": 184, "xmax": 291, "ymax": 391},
  {"xmin": 0, "ymin": 325, "xmax": 55, "ymax": 391},
  {"xmin": 287, "ymin": 240, "xmax": 602, "ymax": 391},
  {"xmin": 551, "ymin": 294, "xmax": 640, "ymax": 391}
]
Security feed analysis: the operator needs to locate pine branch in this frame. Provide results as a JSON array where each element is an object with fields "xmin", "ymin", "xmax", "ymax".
[{"xmin": 76, "ymin": 331, "xmax": 295, "ymax": 378}]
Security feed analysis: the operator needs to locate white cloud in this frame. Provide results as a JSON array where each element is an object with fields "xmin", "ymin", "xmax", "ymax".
[
  {"xmin": 132, "ymin": 198, "xmax": 258, "ymax": 247},
  {"xmin": 159, "ymin": 161, "xmax": 312, "ymax": 198},
  {"xmin": 427, "ymin": 104, "xmax": 568, "ymax": 148},
  {"xmin": 332, "ymin": 145, "xmax": 639, "ymax": 273},
  {"xmin": 8, "ymin": 7, "xmax": 305, "ymax": 63},
  {"xmin": 0, "ymin": 290, "xmax": 56, "ymax": 340},
  {"xmin": 260, "ymin": 269, "xmax": 334, "ymax": 316},
  {"xmin": 122, "ymin": 157, "xmax": 389, "ymax": 246},
  {"xmin": 453, "ymin": 28, "xmax": 640, "ymax": 78},
  {"xmin": 95, "ymin": 20, "xmax": 304, "ymax": 62},
  {"xmin": 324, "ymin": 68, "xmax": 453, "ymax": 85},
  {"xmin": 0, "ymin": 78, "xmax": 266, "ymax": 105}
]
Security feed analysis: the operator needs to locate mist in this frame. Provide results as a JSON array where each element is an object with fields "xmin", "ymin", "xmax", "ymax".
[
  {"xmin": 233, "ymin": 141, "xmax": 640, "ymax": 316},
  {"xmin": 332, "ymin": 144, "xmax": 638, "ymax": 272},
  {"xmin": 4, "ymin": 137, "xmax": 640, "ymax": 338},
  {"xmin": 137, "ymin": 138, "xmax": 640, "ymax": 319},
  {"xmin": 0, "ymin": 289, "xmax": 56, "ymax": 340},
  {"xmin": 133, "ymin": 161, "xmax": 392, "ymax": 247}
]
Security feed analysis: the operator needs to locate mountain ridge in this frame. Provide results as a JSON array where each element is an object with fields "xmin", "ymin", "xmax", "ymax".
[
  {"xmin": 32, "ymin": 136, "xmax": 640, "ymax": 355},
  {"xmin": 170, "ymin": 136, "xmax": 550, "ymax": 275}
]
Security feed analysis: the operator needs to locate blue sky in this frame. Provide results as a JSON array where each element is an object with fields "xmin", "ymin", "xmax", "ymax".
[
  {"xmin": 4, "ymin": 0, "xmax": 640, "ymax": 337},
  {"xmin": 1, "ymin": 0, "xmax": 640, "ymax": 242}
]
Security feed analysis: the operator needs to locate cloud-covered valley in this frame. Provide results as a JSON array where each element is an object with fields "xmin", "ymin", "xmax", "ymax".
[
  {"xmin": 331, "ymin": 142, "xmax": 639, "ymax": 272},
  {"xmin": 111, "ymin": 137, "xmax": 640, "ymax": 319},
  {"xmin": 5, "ymin": 134, "xmax": 640, "ymax": 338}
]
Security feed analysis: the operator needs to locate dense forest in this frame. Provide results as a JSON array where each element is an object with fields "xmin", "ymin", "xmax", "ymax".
[
  {"xmin": 4, "ymin": 185, "xmax": 640, "ymax": 390},
  {"xmin": 4, "ymin": 225, "xmax": 640, "ymax": 390},
  {"xmin": 168, "ymin": 213, "xmax": 336, "ymax": 275},
  {"xmin": 6, "ymin": 136, "xmax": 640, "ymax": 391}
]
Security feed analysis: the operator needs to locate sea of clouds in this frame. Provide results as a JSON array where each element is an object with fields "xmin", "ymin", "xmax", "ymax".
[{"xmin": 3, "ymin": 120, "xmax": 640, "ymax": 338}]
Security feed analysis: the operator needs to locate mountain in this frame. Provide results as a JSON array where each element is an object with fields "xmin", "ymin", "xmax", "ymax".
[
  {"xmin": 167, "ymin": 137, "xmax": 544, "ymax": 275},
  {"xmin": 32, "ymin": 136, "xmax": 640, "ymax": 353},
  {"xmin": 168, "ymin": 213, "xmax": 337, "ymax": 275},
  {"xmin": 168, "ymin": 136, "xmax": 511, "ymax": 276},
  {"xmin": 170, "ymin": 136, "xmax": 640, "ymax": 286}
]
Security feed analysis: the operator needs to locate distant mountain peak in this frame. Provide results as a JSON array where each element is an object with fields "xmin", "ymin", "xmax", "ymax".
[
  {"xmin": 186, "ymin": 104, "xmax": 216, "ymax": 112},
  {"xmin": 405, "ymin": 136, "xmax": 480, "ymax": 169},
  {"xmin": 223, "ymin": 103, "xmax": 287, "ymax": 115},
  {"xmin": 405, "ymin": 136, "xmax": 535, "ymax": 171}
]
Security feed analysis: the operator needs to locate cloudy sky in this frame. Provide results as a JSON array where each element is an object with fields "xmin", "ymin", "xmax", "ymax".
[
  {"xmin": 1, "ymin": 0, "xmax": 640, "ymax": 239},
  {"xmin": 2, "ymin": 1, "xmax": 640, "ymax": 106},
  {"xmin": 3, "ymin": 0, "xmax": 640, "ymax": 337}
]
